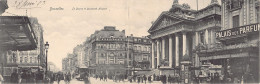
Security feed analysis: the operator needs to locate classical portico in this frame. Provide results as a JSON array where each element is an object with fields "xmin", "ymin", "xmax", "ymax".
[
  {"xmin": 150, "ymin": 32, "xmax": 191, "ymax": 69},
  {"xmin": 148, "ymin": 0, "xmax": 196, "ymax": 76}
]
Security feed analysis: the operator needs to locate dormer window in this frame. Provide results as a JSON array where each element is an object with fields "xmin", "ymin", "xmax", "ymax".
[{"xmin": 110, "ymin": 33, "xmax": 114, "ymax": 38}]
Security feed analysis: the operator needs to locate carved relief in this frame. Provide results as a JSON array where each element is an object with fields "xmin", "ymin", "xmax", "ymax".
[{"xmin": 157, "ymin": 17, "xmax": 177, "ymax": 29}]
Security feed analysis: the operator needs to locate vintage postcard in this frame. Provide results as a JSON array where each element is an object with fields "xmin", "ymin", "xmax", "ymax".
[{"xmin": 0, "ymin": 0, "xmax": 260, "ymax": 84}]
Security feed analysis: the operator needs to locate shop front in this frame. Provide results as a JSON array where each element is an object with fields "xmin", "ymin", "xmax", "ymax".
[{"xmin": 197, "ymin": 23, "xmax": 260, "ymax": 83}]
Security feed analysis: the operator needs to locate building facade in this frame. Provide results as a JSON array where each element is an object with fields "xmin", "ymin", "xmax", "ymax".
[
  {"xmin": 196, "ymin": 0, "xmax": 260, "ymax": 83},
  {"xmin": 88, "ymin": 26, "xmax": 127, "ymax": 75},
  {"xmin": 149, "ymin": 0, "xmax": 260, "ymax": 83},
  {"xmin": 2, "ymin": 17, "xmax": 45, "ymax": 78},
  {"xmin": 148, "ymin": 0, "xmax": 221, "ymax": 77},
  {"xmin": 126, "ymin": 35, "xmax": 152, "ymax": 75}
]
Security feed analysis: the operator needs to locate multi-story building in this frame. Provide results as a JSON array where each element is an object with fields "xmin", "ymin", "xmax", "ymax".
[
  {"xmin": 3, "ymin": 17, "xmax": 45, "ymax": 78},
  {"xmin": 48, "ymin": 62, "xmax": 59, "ymax": 73},
  {"xmin": 126, "ymin": 35, "xmax": 152, "ymax": 75},
  {"xmin": 73, "ymin": 45, "xmax": 85, "ymax": 68},
  {"xmin": 88, "ymin": 26, "xmax": 127, "ymax": 75},
  {"xmin": 196, "ymin": 0, "xmax": 260, "ymax": 83},
  {"xmin": 148, "ymin": 0, "xmax": 221, "ymax": 78},
  {"xmin": 62, "ymin": 58, "xmax": 69, "ymax": 72}
]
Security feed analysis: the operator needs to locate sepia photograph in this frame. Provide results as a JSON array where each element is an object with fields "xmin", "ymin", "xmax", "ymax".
[{"xmin": 0, "ymin": 0, "xmax": 260, "ymax": 84}]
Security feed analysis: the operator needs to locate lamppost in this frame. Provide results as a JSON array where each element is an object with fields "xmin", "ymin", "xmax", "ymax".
[
  {"xmin": 45, "ymin": 42, "xmax": 49, "ymax": 75},
  {"xmin": 38, "ymin": 55, "xmax": 40, "ymax": 70}
]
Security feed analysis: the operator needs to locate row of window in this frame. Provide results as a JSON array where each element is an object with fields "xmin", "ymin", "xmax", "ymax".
[
  {"xmin": 133, "ymin": 38, "xmax": 149, "ymax": 43},
  {"xmin": 96, "ymin": 43, "xmax": 125, "ymax": 49},
  {"xmin": 133, "ymin": 46, "xmax": 151, "ymax": 52},
  {"xmin": 98, "ymin": 58, "xmax": 124, "ymax": 64},
  {"xmin": 8, "ymin": 56, "xmax": 38, "ymax": 63}
]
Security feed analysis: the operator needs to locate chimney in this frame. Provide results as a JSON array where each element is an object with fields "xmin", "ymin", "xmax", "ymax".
[
  {"xmin": 173, "ymin": 0, "xmax": 179, "ymax": 4},
  {"xmin": 210, "ymin": 0, "xmax": 219, "ymax": 5},
  {"xmin": 104, "ymin": 26, "xmax": 116, "ymax": 30},
  {"xmin": 130, "ymin": 34, "xmax": 133, "ymax": 37},
  {"xmin": 122, "ymin": 30, "xmax": 125, "ymax": 34}
]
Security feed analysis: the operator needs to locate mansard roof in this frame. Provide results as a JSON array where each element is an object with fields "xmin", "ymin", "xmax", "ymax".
[{"xmin": 90, "ymin": 26, "xmax": 126, "ymax": 39}]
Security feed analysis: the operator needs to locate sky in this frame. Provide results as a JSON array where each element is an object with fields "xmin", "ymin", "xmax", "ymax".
[{"xmin": 3, "ymin": 0, "xmax": 221, "ymax": 70}]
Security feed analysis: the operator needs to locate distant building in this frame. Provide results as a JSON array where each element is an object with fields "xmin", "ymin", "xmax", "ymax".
[
  {"xmin": 87, "ymin": 26, "xmax": 127, "ymax": 75},
  {"xmin": 126, "ymin": 35, "xmax": 152, "ymax": 75},
  {"xmin": 62, "ymin": 58, "xmax": 69, "ymax": 72},
  {"xmin": 72, "ymin": 45, "xmax": 84, "ymax": 68},
  {"xmin": 48, "ymin": 62, "xmax": 59, "ymax": 73}
]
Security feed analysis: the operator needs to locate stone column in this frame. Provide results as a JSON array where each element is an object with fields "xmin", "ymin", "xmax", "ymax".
[
  {"xmin": 195, "ymin": 32, "xmax": 199, "ymax": 46},
  {"xmin": 162, "ymin": 37, "xmax": 166, "ymax": 60},
  {"xmin": 175, "ymin": 34, "xmax": 179, "ymax": 67},
  {"xmin": 211, "ymin": 29, "xmax": 214, "ymax": 44},
  {"xmin": 195, "ymin": 32, "xmax": 199, "ymax": 76},
  {"xmin": 183, "ymin": 32, "xmax": 187, "ymax": 56},
  {"xmin": 114, "ymin": 55, "xmax": 116, "ymax": 64},
  {"xmin": 106, "ymin": 53, "xmax": 109, "ymax": 64},
  {"xmin": 169, "ymin": 35, "xmax": 173, "ymax": 68},
  {"xmin": 156, "ymin": 39, "xmax": 160, "ymax": 68},
  {"xmin": 205, "ymin": 29, "xmax": 209, "ymax": 44},
  {"xmin": 96, "ymin": 53, "xmax": 99, "ymax": 64},
  {"xmin": 152, "ymin": 41, "xmax": 155, "ymax": 68},
  {"xmin": 17, "ymin": 50, "xmax": 20, "ymax": 63}
]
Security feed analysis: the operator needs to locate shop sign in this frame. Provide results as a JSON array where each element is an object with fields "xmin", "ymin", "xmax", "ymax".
[{"xmin": 216, "ymin": 23, "xmax": 260, "ymax": 38}]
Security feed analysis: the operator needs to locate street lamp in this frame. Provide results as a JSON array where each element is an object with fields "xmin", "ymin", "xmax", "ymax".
[{"xmin": 45, "ymin": 42, "xmax": 49, "ymax": 75}]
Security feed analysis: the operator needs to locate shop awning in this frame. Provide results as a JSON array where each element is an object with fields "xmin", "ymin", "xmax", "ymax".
[{"xmin": 0, "ymin": 16, "xmax": 37, "ymax": 51}]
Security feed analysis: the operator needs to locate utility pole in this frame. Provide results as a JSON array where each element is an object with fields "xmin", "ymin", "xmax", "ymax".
[{"xmin": 197, "ymin": 0, "xmax": 198, "ymax": 11}]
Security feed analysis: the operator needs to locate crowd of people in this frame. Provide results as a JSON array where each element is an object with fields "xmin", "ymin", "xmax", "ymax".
[
  {"xmin": 0, "ymin": 69, "xmax": 74, "ymax": 84},
  {"xmin": 92, "ymin": 73, "xmax": 180, "ymax": 84}
]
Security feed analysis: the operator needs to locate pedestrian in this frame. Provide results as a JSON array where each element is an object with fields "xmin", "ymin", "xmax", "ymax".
[
  {"xmin": 104, "ymin": 74, "xmax": 107, "ymax": 81},
  {"xmin": 153, "ymin": 74, "xmax": 156, "ymax": 81},
  {"xmin": 137, "ymin": 76, "xmax": 140, "ymax": 84},
  {"xmin": 95, "ymin": 74, "xmax": 98, "ymax": 80},
  {"xmin": 141, "ymin": 75, "xmax": 143, "ymax": 83},
  {"xmin": 10, "ymin": 70, "xmax": 19, "ymax": 83},
  {"xmin": 148, "ymin": 75, "xmax": 151, "ymax": 83},
  {"xmin": 0, "ymin": 73, "xmax": 4, "ymax": 84},
  {"xmin": 143, "ymin": 75, "xmax": 147, "ymax": 84},
  {"xmin": 56, "ymin": 74, "xmax": 61, "ymax": 84},
  {"xmin": 21, "ymin": 71, "xmax": 28, "ymax": 83},
  {"xmin": 167, "ymin": 75, "xmax": 171, "ymax": 84},
  {"xmin": 65, "ymin": 73, "xmax": 71, "ymax": 84},
  {"xmin": 36, "ymin": 70, "xmax": 44, "ymax": 83}
]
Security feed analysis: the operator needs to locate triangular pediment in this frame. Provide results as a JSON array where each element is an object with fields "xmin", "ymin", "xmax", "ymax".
[{"xmin": 148, "ymin": 12, "xmax": 183, "ymax": 33}]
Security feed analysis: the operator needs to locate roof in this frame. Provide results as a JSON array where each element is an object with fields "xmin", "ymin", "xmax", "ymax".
[{"xmin": 148, "ymin": 11, "xmax": 194, "ymax": 33}]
